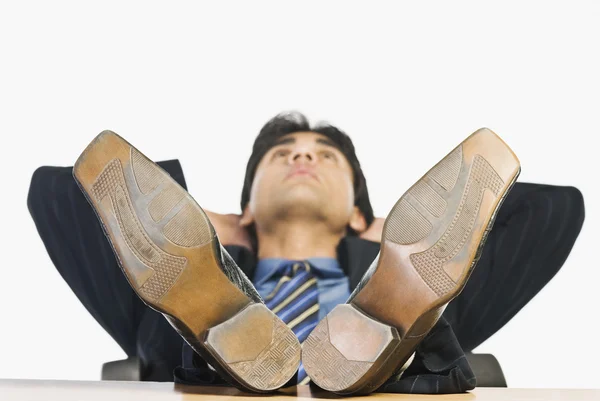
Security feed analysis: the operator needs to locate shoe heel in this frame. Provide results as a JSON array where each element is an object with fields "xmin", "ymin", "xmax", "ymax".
[
  {"xmin": 302, "ymin": 304, "xmax": 403, "ymax": 394},
  {"xmin": 204, "ymin": 303, "xmax": 301, "ymax": 392}
]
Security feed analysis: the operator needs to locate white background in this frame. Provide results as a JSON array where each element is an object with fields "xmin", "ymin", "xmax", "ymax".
[{"xmin": 0, "ymin": 0, "xmax": 598, "ymax": 389}]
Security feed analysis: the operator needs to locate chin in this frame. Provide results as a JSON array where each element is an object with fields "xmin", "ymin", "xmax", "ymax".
[
  {"xmin": 284, "ymin": 185, "xmax": 322, "ymax": 202},
  {"xmin": 271, "ymin": 189, "xmax": 324, "ymax": 215}
]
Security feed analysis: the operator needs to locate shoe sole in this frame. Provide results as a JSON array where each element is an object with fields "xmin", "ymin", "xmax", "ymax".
[
  {"xmin": 73, "ymin": 131, "xmax": 300, "ymax": 392},
  {"xmin": 302, "ymin": 128, "xmax": 520, "ymax": 394}
]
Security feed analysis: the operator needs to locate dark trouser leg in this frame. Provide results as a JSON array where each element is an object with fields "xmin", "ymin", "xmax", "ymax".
[
  {"xmin": 174, "ymin": 343, "xmax": 230, "ymax": 386},
  {"xmin": 443, "ymin": 182, "xmax": 585, "ymax": 352},
  {"xmin": 29, "ymin": 167, "xmax": 183, "ymax": 381},
  {"xmin": 28, "ymin": 163, "xmax": 193, "ymax": 381},
  {"xmin": 377, "ymin": 316, "xmax": 476, "ymax": 394},
  {"xmin": 28, "ymin": 167, "xmax": 146, "ymax": 357},
  {"xmin": 136, "ymin": 310, "xmax": 183, "ymax": 381}
]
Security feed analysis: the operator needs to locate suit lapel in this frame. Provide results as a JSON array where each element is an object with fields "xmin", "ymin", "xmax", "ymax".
[{"xmin": 336, "ymin": 236, "xmax": 380, "ymax": 291}]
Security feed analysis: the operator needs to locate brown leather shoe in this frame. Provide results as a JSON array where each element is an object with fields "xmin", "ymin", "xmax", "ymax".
[
  {"xmin": 73, "ymin": 131, "xmax": 300, "ymax": 392},
  {"xmin": 302, "ymin": 128, "xmax": 520, "ymax": 395}
]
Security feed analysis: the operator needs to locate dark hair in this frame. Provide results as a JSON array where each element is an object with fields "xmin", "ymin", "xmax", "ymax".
[{"xmin": 240, "ymin": 111, "xmax": 375, "ymax": 247}]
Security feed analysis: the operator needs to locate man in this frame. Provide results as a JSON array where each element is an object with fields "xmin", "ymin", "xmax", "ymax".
[{"xmin": 29, "ymin": 112, "xmax": 585, "ymax": 394}]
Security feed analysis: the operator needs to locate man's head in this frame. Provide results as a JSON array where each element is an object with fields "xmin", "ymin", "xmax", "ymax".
[{"xmin": 240, "ymin": 112, "xmax": 374, "ymax": 247}]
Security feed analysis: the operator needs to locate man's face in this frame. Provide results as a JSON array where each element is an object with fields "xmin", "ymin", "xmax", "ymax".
[{"xmin": 243, "ymin": 131, "xmax": 363, "ymax": 233}]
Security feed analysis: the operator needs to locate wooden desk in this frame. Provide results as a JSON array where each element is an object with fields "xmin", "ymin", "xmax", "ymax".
[{"xmin": 1, "ymin": 379, "xmax": 598, "ymax": 400}]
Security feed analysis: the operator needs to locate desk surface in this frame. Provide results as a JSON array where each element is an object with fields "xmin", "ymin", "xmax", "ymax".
[{"xmin": 1, "ymin": 379, "xmax": 598, "ymax": 401}]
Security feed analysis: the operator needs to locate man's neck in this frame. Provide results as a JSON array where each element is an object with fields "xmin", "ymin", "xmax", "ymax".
[{"xmin": 256, "ymin": 220, "xmax": 342, "ymax": 260}]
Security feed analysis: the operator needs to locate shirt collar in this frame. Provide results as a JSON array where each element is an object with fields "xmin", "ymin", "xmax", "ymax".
[{"xmin": 253, "ymin": 257, "xmax": 343, "ymax": 286}]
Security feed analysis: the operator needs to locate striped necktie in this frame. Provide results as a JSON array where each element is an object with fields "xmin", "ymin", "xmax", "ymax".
[{"xmin": 264, "ymin": 261, "xmax": 319, "ymax": 385}]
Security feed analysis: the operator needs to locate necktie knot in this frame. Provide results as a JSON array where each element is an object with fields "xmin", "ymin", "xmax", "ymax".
[
  {"xmin": 291, "ymin": 260, "xmax": 311, "ymax": 275},
  {"xmin": 265, "ymin": 260, "xmax": 313, "ymax": 302}
]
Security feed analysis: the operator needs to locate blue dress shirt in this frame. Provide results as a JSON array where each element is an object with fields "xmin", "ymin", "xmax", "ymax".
[{"xmin": 253, "ymin": 258, "xmax": 350, "ymax": 321}]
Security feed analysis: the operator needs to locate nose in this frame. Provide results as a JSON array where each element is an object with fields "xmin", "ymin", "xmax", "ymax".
[{"xmin": 288, "ymin": 149, "xmax": 317, "ymax": 165}]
